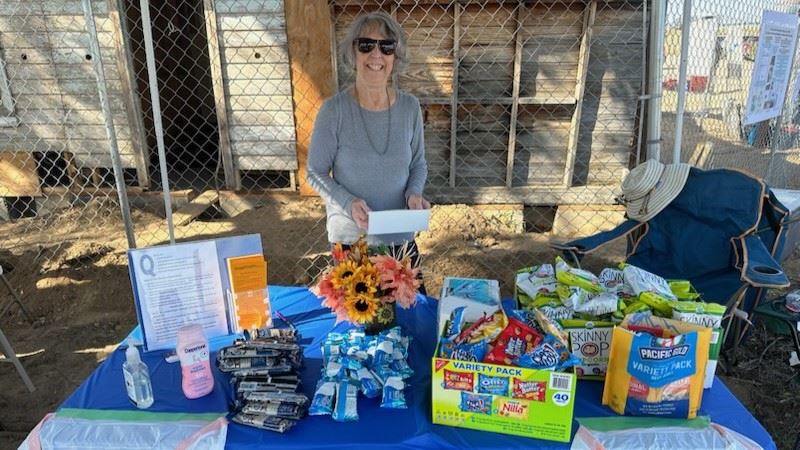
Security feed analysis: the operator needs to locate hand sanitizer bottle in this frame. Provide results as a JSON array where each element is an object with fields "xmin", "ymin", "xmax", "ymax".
[
  {"xmin": 123, "ymin": 341, "xmax": 154, "ymax": 409},
  {"xmin": 176, "ymin": 324, "xmax": 214, "ymax": 399}
]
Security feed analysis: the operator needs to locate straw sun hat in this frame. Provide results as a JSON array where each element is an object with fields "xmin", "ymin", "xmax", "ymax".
[{"xmin": 620, "ymin": 159, "xmax": 691, "ymax": 222}]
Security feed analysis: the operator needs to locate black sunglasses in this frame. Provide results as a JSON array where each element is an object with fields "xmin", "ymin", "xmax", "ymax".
[{"xmin": 353, "ymin": 38, "xmax": 396, "ymax": 56}]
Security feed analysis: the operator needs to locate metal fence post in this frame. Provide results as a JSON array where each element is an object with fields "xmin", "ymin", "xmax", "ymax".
[
  {"xmin": 81, "ymin": 0, "xmax": 137, "ymax": 249},
  {"xmin": 648, "ymin": 0, "xmax": 667, "ymax": 161},
  {"xmin": 673, "ymin": 0, "xmax": 693, "ymax": 164}
]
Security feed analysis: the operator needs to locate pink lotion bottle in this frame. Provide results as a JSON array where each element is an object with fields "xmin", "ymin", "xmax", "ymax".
[{"xmin": 176, "ymin": 324, "xmax": 214, "ymax": 399}]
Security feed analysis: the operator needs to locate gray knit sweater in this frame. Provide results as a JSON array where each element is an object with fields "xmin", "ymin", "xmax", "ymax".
[{"xmin": 307, "ymin": 89, "xmax": 428, "ymax": 245}]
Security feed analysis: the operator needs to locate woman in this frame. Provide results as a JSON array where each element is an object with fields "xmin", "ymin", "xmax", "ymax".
[{"xmin": 307, "ymin": 11, "xmax": 430, "ymax": 259}]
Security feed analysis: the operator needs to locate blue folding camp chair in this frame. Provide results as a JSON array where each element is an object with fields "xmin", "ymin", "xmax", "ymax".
[{"xmin": 553, "ymin": 167, "xmax": 791, "ymax": 366}]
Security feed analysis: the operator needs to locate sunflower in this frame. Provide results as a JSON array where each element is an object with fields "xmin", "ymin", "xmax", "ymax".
[
  {"xmin": 344, "ymin": 294, "xmax": 379, "ymax": 324},
  {"xmin": 375, "ymin": 303, "xmax": 395, "ymax": 324},
  {"xmin": 330, "ymin": 260, "xmax": 359, "ymax": 290},
  {"xmin": 345, "ymin": 265, "xmax": 379, "ymax": 299}
]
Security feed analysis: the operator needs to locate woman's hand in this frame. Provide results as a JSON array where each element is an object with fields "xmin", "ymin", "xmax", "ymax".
[
  {"xmin": 407, "ymin": 194, "xmax": 431, "ymax": 210},
  {"xmin": 350, "ymin": 198, "xmax": 371, "ymax": 230}
]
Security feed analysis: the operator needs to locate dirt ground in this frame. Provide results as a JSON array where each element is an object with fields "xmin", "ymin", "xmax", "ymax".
[{"xmin": 0, "ymin": 197, "xmax": 798, "ymax": 449}]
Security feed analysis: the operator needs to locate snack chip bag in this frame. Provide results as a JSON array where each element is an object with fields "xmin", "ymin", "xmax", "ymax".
[
  {"xmin": 556, "ymin": 284, "xmax": 590, "ymax": 310},
  {"xmin": 515, "ymin": 264, "xmax": 558, "ymax": 302},
  {"xmin": 671, "ymin": 301, "xmax": 725, "ymax": 328},
  {"xmin": 602, "ymin": 327, "xmax": 710, "ymax": 418},
  {"xmin": 555, "ymin": 257, "xmax": 603, "ymax": 294},
  {"xmin": 458, "ymin": 310, "xmax": 507, "ymax": 344},
  {"xmin": 668, "ymin": 280, "xmax": 701, "ymax": 301},
  {"xmin": 514, "ymin": 334, "xmax": 580, "ymax": 371},
  {"xmin": 484, "ymin": 317, "xmax": 543, "ymax": 365},
  {"xmin": 525, "ymin": 293, "xmax": 572, "ymax": 320},
  {"xmin": 533, "ymin": 308, "xmax": 570, "ymax": 348},
  {"xmin": 598, "ymin": 268, "xmax": 636, "ymax": 298},
  {"xmin": 574, "ymin": 292, "xmax": 619, "ymax": 317},
  {"xmin": 439, "ymin": 337, "xmax": 488, "ymax": 362},
  {"xmin": 621, "ymin": 263, "xmax": 677, "ymax": 302}
]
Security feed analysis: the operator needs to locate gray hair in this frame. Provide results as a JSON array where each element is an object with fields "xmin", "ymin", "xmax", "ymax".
[{"xmin": 338, "ymin": 11, "xmax": 408, "ymax": 78}]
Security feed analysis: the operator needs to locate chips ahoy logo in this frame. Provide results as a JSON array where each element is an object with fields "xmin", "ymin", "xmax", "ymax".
[{"xmin": 639, "ymin": 345, "xmax": 690, "ymax": 360}]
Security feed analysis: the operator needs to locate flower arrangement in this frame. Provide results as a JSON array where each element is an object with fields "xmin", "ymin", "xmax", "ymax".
[{"xmin": 313, "ymin": 237, "xmax": 421, "ymax": 329}]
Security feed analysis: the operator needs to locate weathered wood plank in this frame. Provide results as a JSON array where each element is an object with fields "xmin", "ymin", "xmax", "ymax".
[
  {"xmin": 6, "ymin": 62, "xmax": 115, "ymax": 80},
  {"xmin": 109, "ymin": 0, "xmax": 149, "ymax": 187},
  {"xmin": 0, "ymin": 139, "xmax": 67, "ymax": 153},
  {"xmin": 516, "ymin": 129, "xmax": 571, "ymax": 149},
  {"xmin": 173, "ymin": 190, "xmax": 219, "ymax": 226},
  {"xmin": 285, "ymin": 0, "xmax": 331, "ymax": 195},
  {"xmin": 0, "ymin": 3, "xmax": 39, "ymax": 16},
  {"xmin": 236, "ymin": 154, "xmax": 298, "ymax": 171},
  {"xmin": 0, "ymin": 31, "xmax": 115, "ymax": 48},
  {"xmin": 221, "ymin": 30, "xmax": 287, "ymax": 47},
  {"xmin": 229, "ymin": 109, "xmax": 295, "ymax": 127},
  {"xmin": 16, "ymin": 109, "xmax": 65, "ymax": 124},
  {"xmin": 216, "ymin": 0, "xmax": 284, "ymax": 14},
  {"xmin": 0, "ymin": 123, "xmax": 65, "ymax": 140},
  {"xmin": 42, "ymin": 0, "xmax": 108, "ymax": 15},
  {"xmin": 65, "ymin": 124, "xmax": 131, "ymax": 140},
  {"xmin": 66, "ymin": 138, "xmax": 134, "ymax": 155},
  {"xmin": 506, "ymin": 6, "xmax": 523, "ymax": 187},
  {"xmin": 229, "ymin": 124, "xmax": 295, "ymax": 141},
  {"xmin": 44, "ymin": 15, "xmax": 113, "ymax": 32},
  {"xmin": 204, "ymin": 0, "xmax": 237, "ymax": 189},
  {"xmin": 0, "ymin": 152, "xmax": 41, "ymax": 196},
  {"xmin": 227, "ymin": 94, "xmax": 293, "ymax": 110},
  {"xmin": 51, "ymin": 78, "xmax": 123, "ymax": 95},
  {"xmin": 224, "ymin": 78, "xmax": 291, "ymax": 96},
  {"xmin": 218, "ymin": 13, "xmax": 285, "ymax": 31},
  {"xmin": 564, "ymin": 1, "xmax": 596, "ymax": 187},
  {"xmin": 69, "ymin": 151, "xmax": 139, "ymax": 170},
  {"xmin": 63, "ymin": 109, "xmax": 127, "ymax": 125},
  {"xmin": 231, "ymin": 140, "xmax": 296, "ymax": 156},
  {"xmin": 222, "ymin": 45, "xmax": 289, "ymax": 64},
  {"xmin": 0, "ymin": 16, "xmax": 46, "ymax": 32},
  {"xmin": 52, "ymin": 48, "xmax": 116, "ymax": 65},
  {"xmin": 222, "ymin": 62, "xmax": 292, "ymax": 80}
]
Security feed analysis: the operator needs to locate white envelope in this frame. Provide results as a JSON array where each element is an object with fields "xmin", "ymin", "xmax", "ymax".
[{"xmin": 367, "ymin": 209, "xmax": 430, "ymax": 235}]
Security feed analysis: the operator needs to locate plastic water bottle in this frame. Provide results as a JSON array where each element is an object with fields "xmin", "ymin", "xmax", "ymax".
[
  {"xmin": 123, "ymin": 341, "xmax": 154, "ymax": 409},
  {"xmin": 176, "ymin": 324, "xmax": 214, "ymax": 399}
]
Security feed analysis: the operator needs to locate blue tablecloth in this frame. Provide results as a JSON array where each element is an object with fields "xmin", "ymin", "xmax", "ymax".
[{"xmin": 61, "ymin": 286, "xmax": 776, "ymax": 449}]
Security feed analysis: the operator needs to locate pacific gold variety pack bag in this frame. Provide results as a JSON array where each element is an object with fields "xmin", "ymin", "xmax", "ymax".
[{"xmin": 602, "ymin": 319, "xmax": 710, "ymax": 418}]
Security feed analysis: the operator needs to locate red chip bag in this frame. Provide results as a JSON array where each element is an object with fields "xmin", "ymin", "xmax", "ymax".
[{"xmin": 483, "ymin": 317, "xmax": 542, "ymax": 366}]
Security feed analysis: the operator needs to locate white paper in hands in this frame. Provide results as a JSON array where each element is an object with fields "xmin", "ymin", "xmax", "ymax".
[{"xmin": 367, "ymin": 209, "xmax": 430, "ymax": 235}]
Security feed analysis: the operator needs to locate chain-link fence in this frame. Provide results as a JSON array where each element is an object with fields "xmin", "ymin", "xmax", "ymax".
[
  {"xmin": 1, "ymin": 0, "xmax": 795, "ymax": 300},
  {"xmin": 660, "ymin": 0, "xmax": 800, "ymax": 189}
]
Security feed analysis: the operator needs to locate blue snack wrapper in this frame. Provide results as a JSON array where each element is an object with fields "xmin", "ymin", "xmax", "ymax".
[{"xmin": 381, "ymin": 376, "xmax": 408, "ymax": 409}]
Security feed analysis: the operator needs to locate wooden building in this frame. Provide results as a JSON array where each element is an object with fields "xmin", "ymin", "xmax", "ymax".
[{"xmin": 0, "ymin": 0, "xmax": 645, "ymax": 208}]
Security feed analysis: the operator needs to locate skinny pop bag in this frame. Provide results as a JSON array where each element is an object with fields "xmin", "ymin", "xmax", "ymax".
[{"xmin": 602, "ymin": 326, "xmax": 710, "ymax": 419}]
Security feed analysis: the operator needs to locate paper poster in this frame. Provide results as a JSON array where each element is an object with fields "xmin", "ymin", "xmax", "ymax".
[
  {"xmin": 743, "ymin": 10, "xmax": 799, "ymax": 126},
  {"xmin": 130, "ymin": 240, "xmax": 228, "ymax": 351}
]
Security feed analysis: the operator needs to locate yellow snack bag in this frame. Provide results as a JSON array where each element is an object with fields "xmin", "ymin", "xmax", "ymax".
[
  {"xmin": 602, "ymin": 325, "xmax": 710, "ymax": 418},
  {"xmin": 555, "ymin": 257, "xmax": 603, "ymax": 294}
]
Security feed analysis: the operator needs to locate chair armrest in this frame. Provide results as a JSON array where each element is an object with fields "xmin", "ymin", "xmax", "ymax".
[
  {"xmin": 551, "ymin": 220, "xmax": 643, "ymax": 263},
  {"xmin": 732, "ymin": 235, "xmax": 790, "ymax": 288}
]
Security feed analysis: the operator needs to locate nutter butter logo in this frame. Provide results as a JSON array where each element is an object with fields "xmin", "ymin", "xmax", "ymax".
[{"xmin": 639, "ymin": 345, "xmax": 689, "ymax": 360}]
